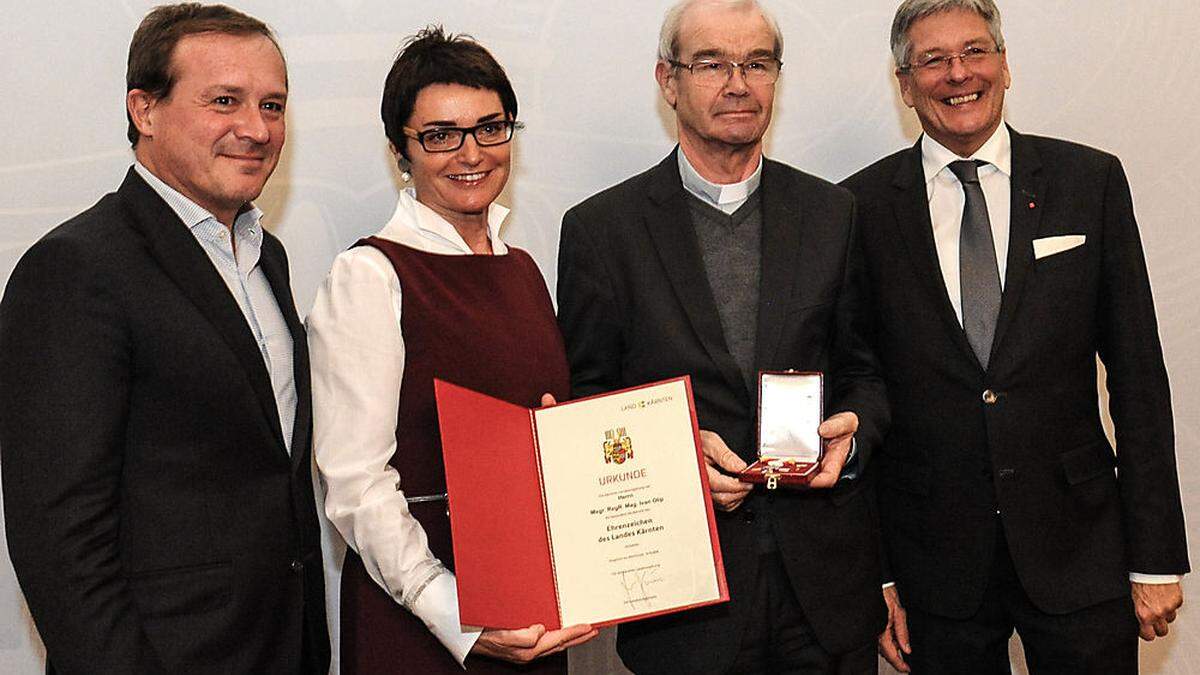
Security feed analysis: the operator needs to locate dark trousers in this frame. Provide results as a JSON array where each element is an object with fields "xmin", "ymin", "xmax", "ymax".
[
  {"xmin": 906, "ymin": 524, "xmax": 1138, "ymax": 675},
  {"xmin": 727, "ymin": 552, "xmax": 876, "ymax": 675}
]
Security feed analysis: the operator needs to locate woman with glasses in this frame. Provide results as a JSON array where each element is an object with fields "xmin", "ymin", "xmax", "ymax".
[{"xmin": 307, "ymin": 26, "xmax": 596, "ymax": 674}]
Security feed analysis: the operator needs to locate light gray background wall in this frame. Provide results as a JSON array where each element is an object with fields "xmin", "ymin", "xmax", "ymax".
[{"xmin": 1, "ymin": 1, "xmax": 1196, "ymax": 673}]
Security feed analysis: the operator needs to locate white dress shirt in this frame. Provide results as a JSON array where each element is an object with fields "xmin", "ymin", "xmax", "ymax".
[
  {"xmin": 919, "ymin": 129, "xmax": 1177, "ymax": 586},
  {"xmin": 308, "ymin": 189, "xmax": 510, "ymax": 666},
  {"xmin": 921, "ymin": 124, "xmax": 1012, "ymax": 324},
  {"xmin": 133, "ymin": 162, "xmax": 296, "ymax": 453}
]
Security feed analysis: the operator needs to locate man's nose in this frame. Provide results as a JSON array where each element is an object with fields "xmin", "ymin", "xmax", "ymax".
[
  {"xmin": 723, "ymin": 64, "xmax": 751, "ymax": 95},
  {"xmin": 945, "ymin": 55, "xmax": 972, "ymax": 83},
  {"xmin": 236, "ymin": 107, "xmax": 271, "ymax": 144}
]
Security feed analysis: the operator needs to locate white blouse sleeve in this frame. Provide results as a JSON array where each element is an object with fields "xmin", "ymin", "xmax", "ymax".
[{"xmin": 307, "ymin": 246, "xmax": 481, "ymax": 665}]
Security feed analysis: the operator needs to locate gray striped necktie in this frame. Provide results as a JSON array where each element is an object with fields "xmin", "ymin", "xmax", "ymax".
[{"xmin": 948, "ymin": 159, "xmax": 1001, "ymax": 369}]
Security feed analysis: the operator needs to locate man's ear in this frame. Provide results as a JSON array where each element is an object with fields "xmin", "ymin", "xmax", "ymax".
[
  {"xmin": 127, "ymin": 89, "xmax": 157, "ymax": 140},
  {"xmin": 655, "ymin": 61, "xmax": 678, "ymax": 109},
  {"xmin": 895, "ymin": 71, "xmax": 915, "ymax": 109}
]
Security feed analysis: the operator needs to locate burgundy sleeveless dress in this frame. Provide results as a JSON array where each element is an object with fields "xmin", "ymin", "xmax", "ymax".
[{"xmin": 338, "ymin": 238, "xmax": 570, "ymax": 674}]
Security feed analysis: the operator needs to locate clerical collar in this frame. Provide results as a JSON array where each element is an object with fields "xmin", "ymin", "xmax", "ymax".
[{"xmin": 677, "ymin": 147, "xmax": 763, "ymax": 214}]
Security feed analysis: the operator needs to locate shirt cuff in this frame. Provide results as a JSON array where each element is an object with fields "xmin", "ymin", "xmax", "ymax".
[
  {"xmin": 408, "ymin": 571, "xmax": 482, "ymax": 666},
  {"xmin": 881, "ymin": 581, "xmax": 896, "ymax": 589},
  {"xmin": 839, "ymin": 437, "xmax": 859, "ymax": 481},
  {"xmin": 1129, "ymin": 572, "xmax": 1183, "ymax": 584}
]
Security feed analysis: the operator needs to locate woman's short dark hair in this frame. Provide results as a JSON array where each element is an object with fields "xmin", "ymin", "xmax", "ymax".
[
  {"xmin": 126, "ymin": 3, "xmax": 280, "ymax": 147},
  {"xmin": 381, "ymin": 26, "xmax": 518, "ymax": 161}
]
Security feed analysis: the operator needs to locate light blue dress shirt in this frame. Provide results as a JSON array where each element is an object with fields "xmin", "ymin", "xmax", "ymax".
[{"xmin": 133, "ymin": 162, "xmax": 297, "ymax": 453}]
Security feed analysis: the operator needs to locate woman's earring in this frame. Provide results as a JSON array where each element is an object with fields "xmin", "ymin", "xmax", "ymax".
[{"xmin": 400, "ymin": 170, "xmax": 412, "ymax": 182}]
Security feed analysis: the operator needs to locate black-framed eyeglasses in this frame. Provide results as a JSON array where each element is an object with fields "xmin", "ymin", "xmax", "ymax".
[
  {"xmin": 899, "ymin": 45, "xmax": 1003, "ymax": 74},
  {"xmin": 402, "ymin": 120, "xmax": 523, "ymax": 153},
  {"xmin": 669, "ymin": 57, "xmax": 782, "ymax": 87}
]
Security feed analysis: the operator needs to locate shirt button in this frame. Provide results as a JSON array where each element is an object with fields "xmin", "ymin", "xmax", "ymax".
[
  {"xmin": 742, "ymin": 508, "xmax": 756, "ymax": 523},
  {"xmin": 290, "ymin": 560, "xmax": 304, "ymax": 573},
  {"xmin": 982, "ymin": 389, "xmax": 998, "ymax": 404},
  {"xmin": 997, "ymin": 468, "xmax": 1016, "ymax": 480}
]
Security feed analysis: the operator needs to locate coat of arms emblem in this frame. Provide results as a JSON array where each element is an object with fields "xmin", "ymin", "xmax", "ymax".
[{"xmin": 603, "ymin": 427, "xmax": 634, "ymax": 464}]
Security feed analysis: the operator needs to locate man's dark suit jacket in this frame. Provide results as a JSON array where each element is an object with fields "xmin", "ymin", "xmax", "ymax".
[
  {"xmin": 557, "ymin": 152, "xmax": 889, "ymax": 673},
  {"xmin": 0, "ymin": 169, "xmax": 330, "ymax": 674},
  {"xmin": 841, "ymin": 127, "xmax": 1189, "ymax": 620}
]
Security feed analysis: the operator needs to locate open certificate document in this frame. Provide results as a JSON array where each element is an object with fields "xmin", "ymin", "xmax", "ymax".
[{"xmin": 434, "ymin": 376, "xmax": 728, "ymax": 630}]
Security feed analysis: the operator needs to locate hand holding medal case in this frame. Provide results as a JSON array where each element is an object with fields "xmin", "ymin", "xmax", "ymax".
[{"xmin": 738, "ymin": 371, "xmax": 823, "ymax": 489}]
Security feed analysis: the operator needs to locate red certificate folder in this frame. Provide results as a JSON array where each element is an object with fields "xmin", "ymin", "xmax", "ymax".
[{"xmin": 435, "ymin": 376, "xmax": 728, "ymax": 630}]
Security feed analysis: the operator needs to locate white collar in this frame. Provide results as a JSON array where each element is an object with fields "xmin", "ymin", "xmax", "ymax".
[
  {"xmin": 677, "ymin": 147, "xmax": 764, "ymax": 207},
  {"xmin": 377, "ymin": 187, "xmax": 510, "ymax": 255},
  {"xmin": 921, "ymin": 123, "xmax": 1012, "ymax": 185}
]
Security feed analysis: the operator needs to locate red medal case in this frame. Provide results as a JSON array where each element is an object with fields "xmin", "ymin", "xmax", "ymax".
[{"xmin": 738, "ymin": 371, "xmax": 823, "ymax": 489}]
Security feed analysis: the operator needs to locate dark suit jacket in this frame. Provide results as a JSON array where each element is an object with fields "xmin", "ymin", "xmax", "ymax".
[
  {"xmin": 557, "ymin": 152, "xmax": 889, "ymax": 673},
  {"xmin": 841, "ymin": 128, "xmax": 1189, "ymax": 619},
  {"xmin": 0, "ymin": 169, "xmax": 330, "ymax": 674}
]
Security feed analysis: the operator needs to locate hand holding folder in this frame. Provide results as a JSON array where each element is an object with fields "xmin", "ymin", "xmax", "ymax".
[{"xmin": 435, "ymin": 376, "xmax": 729, "ymax": 630}]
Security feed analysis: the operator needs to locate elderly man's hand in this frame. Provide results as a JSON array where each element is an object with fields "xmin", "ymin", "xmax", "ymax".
[
  {"xmin": 1133, "ymin": 581, "xmax": 1183, "ymax": 641},
  {"xmin": 807, "ymin": 411, "xmax": 858, "ymax": 489},
  {"xmin": 699, "ymin": 430, "xmax": 752, "ymax": 511},
  {"xmin": 878, "ymin": 585, "xmax": 912, "ymax": 672},
  {"xmin": 471, "ymin": 624, "xmax": 598, "ymax": 663}
]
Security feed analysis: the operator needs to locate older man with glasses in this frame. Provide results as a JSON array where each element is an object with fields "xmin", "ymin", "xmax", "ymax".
[
  {"xmin": 557, "ymin": 1, "xmax": 889, "ymax": 673},
  {"xmin": 841, "ymin": 0, "xmax": 1188, "ymax": 672}
]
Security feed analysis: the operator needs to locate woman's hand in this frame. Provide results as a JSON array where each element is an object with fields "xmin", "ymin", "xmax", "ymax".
[
  {"xmin": 470, "ymin": 623, "xmax": 598, "ymax": 663},
  {"xmin": 464, "ymin": 392, "xmax": 600, "ymax": 665}
]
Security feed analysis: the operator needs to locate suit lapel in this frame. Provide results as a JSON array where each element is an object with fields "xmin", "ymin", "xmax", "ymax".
[
  {"xmin": 890, "ymin": 142, "xmax": 980, "ymax": 368},
  {"xmin": 259, "ymin": 239, "xmax": 311, "ymax": 469},
  {"xmin": 643, "ymin": 152, "xmax": 748, "ymax": 400},
  {"xmin": 990, "ymin": 127, "xmax": 1044, "ymax": 366},
  {"xmin": 117, "ymin": 168, "xmax": 289, "ymax": 455},
  {"xmin": 753, "ymin": 159, "xmax": 801, "ymax": 371}
]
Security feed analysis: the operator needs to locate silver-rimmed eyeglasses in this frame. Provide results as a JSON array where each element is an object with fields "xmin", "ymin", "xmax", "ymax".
[
  {"xmin": 899, "ymin": 45, "xmax": 1003, "ymax": 74},
  {"xmin": 402, "ymin": 120, "xmax": 523, "ymax": 153},
  {"xmin": 669, "ymin": 57, "xmax": 782, "ymax": 87}
]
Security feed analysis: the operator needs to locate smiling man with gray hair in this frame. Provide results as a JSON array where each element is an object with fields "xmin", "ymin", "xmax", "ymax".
[
  {"xmin": 841, "ymin": 0, "xmax": 1188, "ymax": 672},
  {"xmin": 558, "ymin": 1, "xmax": 889, "ymax": 673}
]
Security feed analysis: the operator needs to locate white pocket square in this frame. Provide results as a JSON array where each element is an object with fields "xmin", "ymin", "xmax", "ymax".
[{"xmin": 1033, "ymin": 234, "xmax": 1086, "ymax": 260}]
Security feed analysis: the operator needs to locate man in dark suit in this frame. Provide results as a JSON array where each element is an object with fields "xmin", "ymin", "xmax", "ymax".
[
  {"xmin": 557, "ymin": 1, "xmax": 888, "ymax": 672},
  {"xmin": 0, "ymin": 5, "xmax": 329, "ymax": 674},
  {"xmin": 841, "ymin": 1, "xmax": 1188, "ymax": 672}
]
